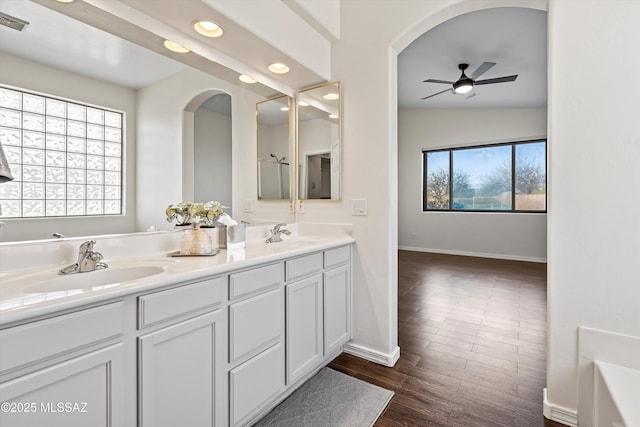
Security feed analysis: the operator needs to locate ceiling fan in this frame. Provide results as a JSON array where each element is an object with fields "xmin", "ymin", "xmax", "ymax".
[{"xmin": 421, "ymin": 62, "xmax": 517, "ymax": 100}]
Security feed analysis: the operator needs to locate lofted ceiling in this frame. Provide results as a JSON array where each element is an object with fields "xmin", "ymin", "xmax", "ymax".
[{"xmin": 398, "ymin": 7, "xmax": 547, "ymax": 109}]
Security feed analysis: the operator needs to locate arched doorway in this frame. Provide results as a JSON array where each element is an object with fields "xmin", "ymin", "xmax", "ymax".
[{"xmin": 183, "ymin": 91, "xmax": 232, "ymax": 215}]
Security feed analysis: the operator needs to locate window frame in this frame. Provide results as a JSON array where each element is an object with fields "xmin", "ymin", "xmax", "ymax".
[
  {"xmin": 422, "ymin": 139, "xmax": 547, "ymax": 213},
  {"xmin": 0, "ymin": 84, "xmax": 125, "ymax": 219}
]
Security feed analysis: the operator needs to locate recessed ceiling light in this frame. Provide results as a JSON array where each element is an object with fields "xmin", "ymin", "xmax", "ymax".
[
  {"xmin": 194, "ymin": 21, "xmax": 223, "ymax": 38},
  {"xmin": 55, "ymin": 0, "xmax": 75, "ymax": 3},
  {"xmin": 164, "ymin": 40, "xmax": 190, "ymax": 53},
  {"xmin": 298, "ymin": 101, "xmax": 309, "ymax": 107},
  {"xmin": 329, "ymin": 114, "xmax": 339, "ymax": 119},
  {"xmin": 239, "ymin": 75, "xmax": 257, "ymax": 84},
  {"xmin": 280, "ymin": 107, "xmax": 289, "ymax": 111},
  {"xmin": 323, "ymin": 92, "xmax": 339, "ymax": 101},
  {"xmin": 268, "ymin": 63, "xmax": 290, "ymax": 74}
]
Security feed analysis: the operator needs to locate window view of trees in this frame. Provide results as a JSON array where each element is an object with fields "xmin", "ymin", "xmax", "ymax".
[
  {"xmin": 424, "ymin": 151, "xmax": 449, "ymax": 209},
  {"xmin": 423, "ymin": 140, "xmax": 546, "ymax": 212}
]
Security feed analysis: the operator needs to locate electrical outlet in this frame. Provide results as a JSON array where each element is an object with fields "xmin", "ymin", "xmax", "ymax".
[
  {"xmin": 297, "ymin": 200, "xmax": 304, "ymax": 213},
  {"xmin": 288, "ymin": 201, "xmax": 294, "ymax": 213},
  {"xmin": 243, "ymin": 199, "xmax": 254, "ymax": 213}
]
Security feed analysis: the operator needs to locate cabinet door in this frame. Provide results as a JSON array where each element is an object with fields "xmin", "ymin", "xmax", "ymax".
[
  {"xmin": 324, "ymin": 264, "xmax": 351, "ymax": 356},
  {"xmin": 138, "ymin": 310, "xmax": 225, "ymax": 427},
  {"xmin": 286, "ymin": 274, "xmax": 323, "ymax": 385},
  {"xmin": 0, "ymin": 343, "xmax": 125, "ymax": 427}
]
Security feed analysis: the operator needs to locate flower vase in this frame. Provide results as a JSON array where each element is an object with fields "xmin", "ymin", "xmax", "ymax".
[{"xmin": 180, "ymin": 223, "xmax": 213, "ymax": 255}]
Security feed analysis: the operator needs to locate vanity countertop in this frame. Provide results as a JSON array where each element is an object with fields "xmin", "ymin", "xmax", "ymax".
[{"xmin": 0, "ymin": 231, "xmax": 354, "ymax": 327}]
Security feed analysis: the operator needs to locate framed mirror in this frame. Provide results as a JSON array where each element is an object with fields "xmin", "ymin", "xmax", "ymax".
[
  {"xmin": 257, "ymin": 95, "xmax": 291, "ymax": 200},
  {"xmin": 297, "ymin": 82, "xmax": 341, "ymax": 200}
]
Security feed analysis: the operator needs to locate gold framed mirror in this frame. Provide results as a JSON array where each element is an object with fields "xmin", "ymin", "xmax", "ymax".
[
  {"xmin": 256, "ymin": 95, "xmax": 292, "ymax": 200},
  {"xmin": 297, "ymin": 82, "xmax": 340, "ymax": 200}
]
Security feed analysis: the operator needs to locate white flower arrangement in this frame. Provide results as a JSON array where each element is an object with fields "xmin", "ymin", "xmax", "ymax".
[{"xmin": 165, "ymin": 201, "xmax": 226, "ymax": 227}]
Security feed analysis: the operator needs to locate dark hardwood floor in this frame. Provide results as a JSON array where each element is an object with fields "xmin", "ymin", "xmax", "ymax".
[{"xmin": 328, "ymin": 250, "xmax": 565, "ymax": 427}]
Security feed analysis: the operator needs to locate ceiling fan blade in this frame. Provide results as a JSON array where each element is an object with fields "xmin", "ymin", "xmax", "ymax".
[
  {"xmin": 474, "ymin": 75, "xmax": 518, "ymax": 85},
  {"xmin": 421, "ymin": 88, "xmax": 452, "ymax": 100},
  {"xmin": 470, "ymin": 62, "xmax": 496, "ymax": 79},
  {"xmin": 423, "ymin": 79, "xmax": 454, "ymax": 85}
]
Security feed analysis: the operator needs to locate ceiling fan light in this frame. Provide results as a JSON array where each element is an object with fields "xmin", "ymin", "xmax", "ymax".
[{"xmin": 453, "ymin": 79, "xmax": 473, "ymax": 94}]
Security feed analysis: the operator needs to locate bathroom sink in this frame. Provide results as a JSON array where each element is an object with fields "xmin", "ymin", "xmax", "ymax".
[{"xmin": 24, "ymin": 265, "xmax": 165, "ymax": 293}]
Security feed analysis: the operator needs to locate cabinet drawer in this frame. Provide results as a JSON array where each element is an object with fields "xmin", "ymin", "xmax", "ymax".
[
  {"xmin": 229, "ymin": 263, "xmax": 282, "ymax": 301},
  {"xmin": 324, "ymin": 245, "xmax": 350, "ymax": 269},
  {"xmin": 138, "ymin": 276, "xmax": 224, "ymax": 328},
  {"xmin": 229, "ymin": 288, "xmax": 282, "ymax": 364},
  {"xmin": 285, "ymin": 252, "xmax": 323, "ymax": 282},
  {"xmin": 0, "ymin": 302, "xmax": 123, "ymax": 374},
  {"xmin": 229, "ymin": 343, "xmax": 284, "ymax": 427}
]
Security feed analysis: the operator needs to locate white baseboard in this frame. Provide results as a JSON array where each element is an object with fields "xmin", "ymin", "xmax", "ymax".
[
  {"xmin": 343, "ymin": 343, "xmax": 400, "ymax": 367},
  {"xmin": 543, "ymin": 388, "xmax": 578, "ymax": 426},
  {"xmin": 398, "ymin": 245, "xmax": 547, "ymax": 263}
]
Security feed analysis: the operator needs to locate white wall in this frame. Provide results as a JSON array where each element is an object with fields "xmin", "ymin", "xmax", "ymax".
[
  {"xmin": 297, "ymin": 0, "xmax": 465, "ymax": 365},
  {"xmin": 136, "ymin": 67, "xmax": 294, "ymax": 231},
  {"xmin": 194, "ymin": 108, "xmax": 232, "ymax": 211},
  {"xmin": 332, "ymin": 0, "xmax": 637, "ymax": 422},
  {"xmin": 398, "ymin": 108, "xmax": 547, "ymax": 262},
  {"xmin": 0, "ymin": 52, "xmax": 136, "ymax": 241},
  {"xmin": 546, "ymin": 0, "xmax": 640, "ymax": 423}
]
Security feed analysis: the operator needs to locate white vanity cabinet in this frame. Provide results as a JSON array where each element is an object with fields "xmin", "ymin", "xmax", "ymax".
[
  {"xmin": 137, "ymin": 276, "xmax": 226, "ymax": 427},
  {"xmin": 228, "ymin": 262, "xmax": 285, "ymax": 427},
  {"xmin": 323, "ymin": 246, "xmax": 352, "ymax": 356},
  {"xmin": 0, "ymin": 240, "xmax": 353, "ymax": 427},
  {"xmin": 285, "ymin": 246, "xmax": 352, "ymax": 385},
  {"xmin": 285, "ymin": 253, "xmax": 324, "ymax": 384},
  {"xmin": 0, "ymin": 302, "xmax": 126, "ymax": 427}
]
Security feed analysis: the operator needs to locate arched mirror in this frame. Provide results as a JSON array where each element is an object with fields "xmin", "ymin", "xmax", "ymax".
[
  {"xmin": 297, "ymin": 82, "xmax": 340, "ymax": 200},
  {"xmin": 257, "ymin": 95, "xmax": 291, "ymax": 200}
]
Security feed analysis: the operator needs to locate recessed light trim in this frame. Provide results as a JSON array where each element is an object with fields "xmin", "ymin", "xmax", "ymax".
[
  {"xmin": 268, "ymin": 63, "xmax": 290, "ymax": 74},
  {"xmin": 164, "ymin": 40, "xmax": 190, "ymax": 53},
  {"xmin": 239, "ymin": 75, "xmax": 257, "ymax": 84},
  {"xmin": 194, "ymin": 21, "xmax": 223, "ymax": 38},
  {"xmin": 280, "ymin": 107, "xmax": 289, "ymax": 111},
  {"xmin": 329, "ymin": 113, "xmax": 339, "ymax": 119},
  {"xmin": 323, "ymin": 92, "xmax": 339, "ymax": 100},
  {"xmin": 55, "ymin": 0, "xmax": 76, "ymax": 3},
  {"xmin": 298, "ymin": 101, "xmax": 309, "ymax": 107}
]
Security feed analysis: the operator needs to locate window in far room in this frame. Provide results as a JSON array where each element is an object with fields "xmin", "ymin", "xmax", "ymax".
[{"xmin": 423, "ymin": 140, "xmax": 546, "ymax": 212}]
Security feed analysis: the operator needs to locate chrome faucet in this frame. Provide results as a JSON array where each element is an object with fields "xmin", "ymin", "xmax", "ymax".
[
  {"xmin": 266, "ymin": 223, "xmax": 291, "ymax": 243},
  {"xmin": 59, "ymin": 240, "xmax": 108, "ymax": 275}
]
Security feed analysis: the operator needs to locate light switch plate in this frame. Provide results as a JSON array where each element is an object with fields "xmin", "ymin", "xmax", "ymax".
[
  {"xmin": 351, "ymin": 199, "xmax": 367, "ymax": 216},
  {"xmin": 243, "ymin": 199, "xmax": 254, "ymax": 213}
]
